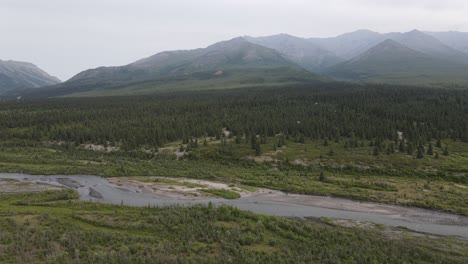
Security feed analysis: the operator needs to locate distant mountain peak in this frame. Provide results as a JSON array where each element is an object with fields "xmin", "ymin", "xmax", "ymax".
[
  {"xmin": 369, "ymin": 39, "xmax": 415, "ymax": 52},
  {"xmin": 338, "ymin": 29, "xmax": 380, "ymax": 38},
  {"xmin": 246, "ymin": 34, "xmax": 344, "ymax": 72},
  {"xmin": 407, "ymin": 29, "xmax": 423, "ymax": 34},
  {"xmin": 376, "ymin": 38, "xmax": 402, "ymax": 46},
  {"xmin": 0, "ymin": 59, "xmax": 61, "ymax": 93},
  {"xmin": 347, "ymin": 38, "xmax": 424, "ymax": 63}
]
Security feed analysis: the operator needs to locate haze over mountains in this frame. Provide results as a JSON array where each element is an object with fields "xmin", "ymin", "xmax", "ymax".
[
  {"xmin": 0, "ymin": 60, "xmax": 60, "ymax": 93},
  {"xmin": 4, "ymin": 29, "xmax": 468, "ymax": 97}
]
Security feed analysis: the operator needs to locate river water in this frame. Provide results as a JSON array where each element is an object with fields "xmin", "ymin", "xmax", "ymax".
[{"xmin": 1, "ymin": 173, "xmax": 467, "ymax": 240}]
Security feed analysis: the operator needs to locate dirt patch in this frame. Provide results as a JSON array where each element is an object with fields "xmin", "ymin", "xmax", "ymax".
[
  {"xmin": 292, "ymin": 159, "xmax": 308, "ymax": 166},
  {"xmin": 82, "ymin": 144, "xmax": 119, "ymax": 152},
  {"xmin": 328, "ymin": 218, "xmax": 441, "ymax": 240},
  {"xmin": 247, "ymin": 155, "xmax": 279, "ymax": 163},
  {"xmin": 108, "ymin": 177, "xmax": 276, "ymax": 200},
  {"xmin": 0, "ymin": 179, "xmax": 62, "ymax": 193}
]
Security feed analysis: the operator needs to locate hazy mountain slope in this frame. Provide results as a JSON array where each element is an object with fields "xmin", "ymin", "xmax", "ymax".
[
  {"xmin": 245, "ymin": 34, "xmax": 344, "ymax": 72},
  {"xmin": 309, "ymin": 30, "xmax": 385, "ymax": 59},
  {"xmin": 326, "ymin": 39, "xmax": 468, "ymax": 84},
  {"xmin": 66, "ymin": 37, "xmax": 303, "ymax": 85},
  {"xmin": 386, "ymin": 30, "xmax": 468, "ymax": 63},
  {"xmin": 0, "ymin": 60, "xmax": 61, "ymax": 93},
  {"xmin": 310, "ymin": 30, "xmax": 468, "ymax": 64},
  {"xmin": 426, "ymin": 31, "xmax": 468, "ymax": 55},
  {"xmin": 17, "ymin": 37, "xmax": 322, "ymax": 98}
]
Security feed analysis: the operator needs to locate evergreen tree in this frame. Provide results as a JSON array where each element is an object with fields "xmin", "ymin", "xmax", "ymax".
[
  {"xmin": 406, "ymin": 143, "xmax": 414, "ymax": 155},
  {"xmin": 427, "ymin": 143, "xmax": 434, "ymax": 156},
  {"xmin": 250, "ymin": 135, "xmax": 257, "ymax": 150},
  {"xmin": 323, "ymin": 138, "xmax": 328, "ymax": 146},
  {"xmin": 416, "ymin": 147, "xmax": 424, "ymax": 159},
  {"xmin": 235, "ymin": 135, "xmax": 241, "ymax": 144},
  {"xmin": 443, "ymin": 146, "xmax": 449, "ymax": 156},
  {"xmin": 319, "ymin": 172, "xmax": 326, "ymax": 181},
  {"xmin": 398, "ymin": 141, "xmax": 405, "ymax": 152},
  {"xmin": 298, "ymin": 133, "xmax": 305, "ymax": 144},
  {"xmin": 373, "ymin": 146, "xmax": 380, "ymax": 156},
  {"xmin": 255, "ymin": 142, "xmax": 262, "ymax": 156}
]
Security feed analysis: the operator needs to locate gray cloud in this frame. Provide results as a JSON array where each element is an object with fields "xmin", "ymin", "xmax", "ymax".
[{"xmin": 1, "ymin": 0, "xmax": 467, "ymax": 80}]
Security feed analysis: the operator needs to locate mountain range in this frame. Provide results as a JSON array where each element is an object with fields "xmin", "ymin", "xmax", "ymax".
[
  {"xmin": 4, "ymin": 29, "xmax": 468, "ymax": 98},
  {"xmin": 0, "ymin": 60, "xmax": 60, "ymax": 93}
]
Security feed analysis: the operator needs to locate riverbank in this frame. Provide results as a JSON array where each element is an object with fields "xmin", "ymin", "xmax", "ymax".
[
  {"xmin": 1, "ymin": 189, "xmax": 466, "ymax": 263},
  {"xmin": 1, "ymin": 173, "xmax": 467, "ymax": 240}
]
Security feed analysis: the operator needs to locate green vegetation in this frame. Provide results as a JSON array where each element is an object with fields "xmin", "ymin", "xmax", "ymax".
[
  {"xmin": 202, "ymin": 188, "xmax": 241, "ymax": 199},
  {"xmin": 0, "ymin": 190, "xmax": 466, "ymax": 263},
  {"xmin": 1, "ymin": 79, "xmax": 468, "ymax": 262},
  {"xmin": 65, "ymin": 68, "xmax": 319, "ymax": 97},
  {"xmin": 2, "ymin": 85, "xmax": 467, "ymax": 149},
  {"xmin": 0, "ymin": 136, "xmax": 466, "ymax": 214},
  {"xmin": 0, "ymin": 84, "xmax": 467, "ymax": 214}
]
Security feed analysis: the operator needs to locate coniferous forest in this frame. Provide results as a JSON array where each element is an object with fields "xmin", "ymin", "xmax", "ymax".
[
  {"xmin": 1, "ymin": 83, "xmax": 467, "ymax": 149},
  {"xmin": 0, "ymin": 83, "xmax": 468, "ymax": 263}
]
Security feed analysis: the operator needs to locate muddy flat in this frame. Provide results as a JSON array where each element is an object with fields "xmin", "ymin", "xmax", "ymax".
[{"xmin": 0, "ymin": 178, "xmax": 62, "ymax": 193}]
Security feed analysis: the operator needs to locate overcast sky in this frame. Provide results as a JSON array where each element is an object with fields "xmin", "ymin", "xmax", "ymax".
[{"xmin": 1, "ymin": 0, "xmax": 468, "ymax": 81}]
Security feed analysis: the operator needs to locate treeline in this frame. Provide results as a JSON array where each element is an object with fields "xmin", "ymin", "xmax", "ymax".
[{"xmin": 0, "ymin": 83, "xmax": 467, "ymax": 149}]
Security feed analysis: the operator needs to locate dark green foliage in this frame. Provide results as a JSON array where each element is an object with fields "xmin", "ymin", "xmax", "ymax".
[
  {"xmin": 0, "ymin": 84, "xmax": 467, "ymax": 150},
  {"xmin": 417, "ymin": 146, "xmax": 424, "ymax": 159},
  {"xmin": 398, "ymin": 141, "xmax": 405, "ymax": 152},
  {"xmin": 407, "ymin": 143, "xmax": 414, "ymax": 155},
  {"xmin": 373, "ymin": 146, "xmax": 380, "ymax": 156},
  {"xmin": 443, "ymin": 146, "xmax": 450, "ymax": 156},
  {"xmin": 323, "ymin": 137, "xmax": 329, "ymax": 146},
  {"xmin": 427, "ymin": 143, "xmax": 434, "ymax": 156},
  {"xmin": 1, "ymin": 191, "xmax": 466, "ymax": 264},
  {"xmin": 319, "ymin": 172, "xmax": 326, "ymax": 181}
]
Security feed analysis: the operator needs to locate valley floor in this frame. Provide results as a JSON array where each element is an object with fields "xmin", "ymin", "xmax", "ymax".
[
  {"xmin": 0, "ymin": 189, "xmax": 467, "ymax": 263},
  {"xmin": 0, "ymin": 137, "xmax": 466, "ymax": 215}
]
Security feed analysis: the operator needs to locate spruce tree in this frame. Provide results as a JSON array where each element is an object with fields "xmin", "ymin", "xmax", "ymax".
[
  {"xmin": 406, "ymin": 143, "xmax": 414, "ymax": 155},
  {"xmin": 373, "ymin": 146, "xmax": 380, "ymax": 156},
  {"xmin": 416, "ymin": 147, "xmax": 424, "ymax": 159},
  {"xmin": 443, "ymin": 146, "xmax": 449, "ymax": 156},
  {"xmin": 398, "ymin": 141, "xmax": 405, "ymax": 152},
  {"xmin": 255, "ymin": 142, "xmax": 262, "ymax": 156},
  {"xmin": 323, "ymin": 138, "xmax": 328, "ymax": 146},
  {"xmin": 319, "ymin": 172, "xmax": 326, "ymax": 181},
  {"xmin": 427, "ymin": 143, "xmax": 434, "ymax": 155}
]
